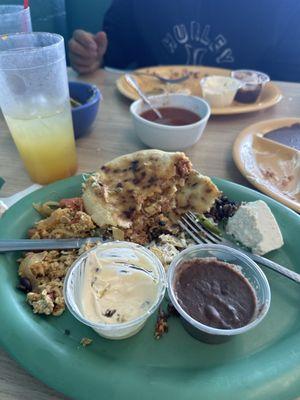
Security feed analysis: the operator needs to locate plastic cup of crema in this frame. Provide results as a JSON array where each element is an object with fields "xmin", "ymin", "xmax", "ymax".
[
  {"xmin": 64, "ymin": 241, "xmax": 166, "ymax": 340},
  {"xmin": 200, "ymin": 76, "xmax": 242, "ymax": 107}
]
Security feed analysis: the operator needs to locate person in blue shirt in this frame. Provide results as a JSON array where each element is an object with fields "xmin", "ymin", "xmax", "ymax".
[{"xmin": 68, "ymin": 0, "xmax": 300, "ymax": 82}]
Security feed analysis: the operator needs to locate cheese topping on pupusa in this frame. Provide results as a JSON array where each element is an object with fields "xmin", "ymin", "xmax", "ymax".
[{"xmin": 226, "ymin": 200, "xmax": 283, "ymax": 255}]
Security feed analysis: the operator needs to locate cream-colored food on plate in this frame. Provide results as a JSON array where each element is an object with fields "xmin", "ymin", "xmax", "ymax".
[
  {"xmin": 226, "ymin": 200, "xmax": 284, "ymax": 255},
  {"xmin": 200, "ymin": 76, "xmax": 241, "ymax": 107}
]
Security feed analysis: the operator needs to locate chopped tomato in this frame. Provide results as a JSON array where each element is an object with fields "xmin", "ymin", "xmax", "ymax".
[{"xmin": 59, "ymin": 197, "xmax": 84, "ymax": 212}]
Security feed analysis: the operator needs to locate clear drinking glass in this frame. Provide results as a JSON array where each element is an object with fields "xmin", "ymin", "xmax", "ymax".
[
  {"xmin": 0, "ymin": 32, "xmax": 77, "ymax": 184},
  {"xmin": 0, "ymin": 5, "xmax": 32, "ymax": 34}
]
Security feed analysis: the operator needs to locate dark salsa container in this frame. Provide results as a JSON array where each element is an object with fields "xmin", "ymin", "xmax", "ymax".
[
  {"xmin": 231, "ymin": 69, "xmax": 270, "ymax": 103},
  {"xmin": 167, "ymin": 244, "xmax": 271, "ymax": 344}
]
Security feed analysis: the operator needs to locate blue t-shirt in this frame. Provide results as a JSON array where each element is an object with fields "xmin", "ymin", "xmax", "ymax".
[{"xmin": 103, "ymin": 0, "xmax": 300, "ymax": 82}]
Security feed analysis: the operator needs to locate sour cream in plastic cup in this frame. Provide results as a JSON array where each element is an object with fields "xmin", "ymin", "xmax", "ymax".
[
  {"xmin": 200, "ymin": 75, "xmax": 242, "ymax": 107},
  {"xmin": 64, "ymin": 242, "xmax": 166, "ymax": 340}
]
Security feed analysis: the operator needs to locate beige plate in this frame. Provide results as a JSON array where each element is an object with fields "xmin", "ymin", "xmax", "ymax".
[
  {"xmin": 233, "ymin": 118, "xmax": 300, "ymax": 213},
  {"xmin": 116, "ymin": 65, "xmax": 282, "ymax": 115}
]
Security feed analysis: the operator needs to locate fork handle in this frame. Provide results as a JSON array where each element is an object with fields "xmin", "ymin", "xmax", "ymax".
[
  {"xmin": 248, "ymin": 252, "xmax": 300, "ymax": 284},
  {"xmin": 227, "ymin": 240, "xmax": 300, "ymax": 284},
  {"xmin": 0, "ymin": 238, "xmax": 102, "ymax": 252}
]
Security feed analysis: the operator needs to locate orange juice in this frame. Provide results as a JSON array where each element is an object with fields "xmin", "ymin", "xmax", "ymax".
[{"xmin": 5, "ymin": 105, "xmax": 77, "ymax": 184}]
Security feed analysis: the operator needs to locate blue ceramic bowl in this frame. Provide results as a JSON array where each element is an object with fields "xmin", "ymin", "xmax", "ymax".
[{"xmin": 69, "ymin": 81, "xmax": 102, "ymax": 139}]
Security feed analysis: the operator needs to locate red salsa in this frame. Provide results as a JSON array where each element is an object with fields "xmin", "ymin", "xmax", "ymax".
[{"xmin": 140, "ymin": 107, "xmax": 200, "ymax": 126}]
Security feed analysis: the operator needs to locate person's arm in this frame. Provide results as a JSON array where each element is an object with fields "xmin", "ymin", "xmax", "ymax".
[{"xmin": 103, "ymin": 0, "xmax": 140, "ymax": 69}]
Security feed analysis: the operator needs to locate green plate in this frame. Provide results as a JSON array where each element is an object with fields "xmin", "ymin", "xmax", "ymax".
[{"xmin": 0, "ymin": 175, "xmax": 300, "ymax": 400}]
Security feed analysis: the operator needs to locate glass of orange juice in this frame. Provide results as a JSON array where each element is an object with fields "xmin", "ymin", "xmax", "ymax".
[{"xmin": 0, "ymin": 32, "xmax": 77, "ymax": 184}]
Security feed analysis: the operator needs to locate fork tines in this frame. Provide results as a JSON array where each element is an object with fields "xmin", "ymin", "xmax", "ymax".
[
  {"xmin": 178, "ymin": 212, "xmax": 300, "ymax": 285},
  {"xmin": 179, "ymin": 211, "xmax": 222, "ymax": 245}
]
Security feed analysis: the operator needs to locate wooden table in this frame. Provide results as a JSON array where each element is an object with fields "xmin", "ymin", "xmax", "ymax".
[{"xmin": 0, "ymin": 69, "xmax": 299, "ymax": 400}]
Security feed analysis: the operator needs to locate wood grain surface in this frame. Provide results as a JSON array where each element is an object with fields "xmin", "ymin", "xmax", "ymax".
[{"xmin": 0, "ymin": 68, "xmax": 299, "ymax": 399}]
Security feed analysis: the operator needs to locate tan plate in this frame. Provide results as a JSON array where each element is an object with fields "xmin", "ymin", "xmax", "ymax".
[
  {"xmin": 116, "ymin": 65, "xmax": 282, "ymax": 115},
  {"xmin": 233, "ymin": 118, "xmax": 300, "ymax": 213}
]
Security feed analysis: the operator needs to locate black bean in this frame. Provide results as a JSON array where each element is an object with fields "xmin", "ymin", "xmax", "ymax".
[
  {"xmin": 17, "ymin": 277, "xmax": 32, "ymax": 293},
  {"xmin": 205, "ymin": 195, "xmax": 239, "ymax": 223},
  {"xmin": 104, "ymin": 309, "xmax": 116, "ymax": 318}
]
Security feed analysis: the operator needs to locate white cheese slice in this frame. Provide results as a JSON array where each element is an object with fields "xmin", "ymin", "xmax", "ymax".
[{"xmin": 226, "ymin": 200, "xmax": 283, "ymax": 255}]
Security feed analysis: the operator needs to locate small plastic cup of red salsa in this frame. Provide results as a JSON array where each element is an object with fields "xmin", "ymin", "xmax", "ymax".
[{"xmin": 231, "ymin": 69, "xmax": 270, "ymax": 103}]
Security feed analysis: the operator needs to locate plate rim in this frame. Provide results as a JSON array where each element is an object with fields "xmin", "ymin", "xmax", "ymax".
[
  {"xmin": 116, "ymin": 65, "xmax": 282, "ymax": 115},
  {"xmin": 233, "ymin": 117, "xmax": 300, "ymax": 213},
  {"xmin": 1, "ymin": 174, "xmax": 300, "ymax": 400}
]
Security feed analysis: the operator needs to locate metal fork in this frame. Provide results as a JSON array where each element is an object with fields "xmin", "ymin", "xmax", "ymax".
[
  {"xmin": 133, "ymin": 71, "xmax": 190, "ymax": 84},
  {"xmin": 179, "ymin": 211, "xmax": 300, "ymax": 284}
]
